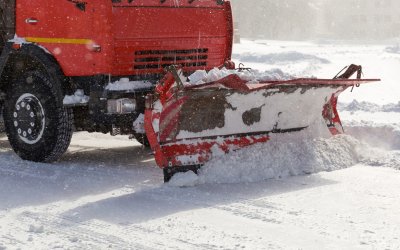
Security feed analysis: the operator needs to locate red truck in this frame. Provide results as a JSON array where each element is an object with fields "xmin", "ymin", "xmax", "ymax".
[{"xmin": 0, "ymin": 0, "xmax": 233, "ymax": 162}]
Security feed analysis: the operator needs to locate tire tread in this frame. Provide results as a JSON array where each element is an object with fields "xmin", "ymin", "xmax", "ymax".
[{"xmin": 5, "ymin": 70, "xmax": 73, "ymax": 162}]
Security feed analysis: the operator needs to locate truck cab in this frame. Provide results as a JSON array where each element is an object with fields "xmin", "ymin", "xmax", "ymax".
[{"xmin": 16, "ymin": 0, "xmax": 232, "ymax": 76}]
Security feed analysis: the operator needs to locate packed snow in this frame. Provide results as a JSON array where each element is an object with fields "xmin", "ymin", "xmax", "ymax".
[
  {"xmin": 132, "ymin": 113, "xmax": 145, "ymax": 134},
  {"xmin": 339, "ymin": 99, "xmax": 400, "ymax": 113},
  {"xmin": 63, "ymin": 89, "xmax": 89, "ymax": 105},
  {"xmin": 187, "ymin": 67, "xmax": 293, "ymax": 85},
  {"xmin": 105, "ymin": 78, "xmax": 153, "ymax": 91},
  {"xmin": 1, "ymin": 39, "xmax": 400, "ymax": 249}
]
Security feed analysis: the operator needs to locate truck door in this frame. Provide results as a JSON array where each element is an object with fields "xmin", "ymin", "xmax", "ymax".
[
  {"xmin": 15, "ymin": 0, "xmax": 109, "ymax": 76},
  {"xmin": 16, "ymin": 0, "xmax": 94, "ymax": 43}
]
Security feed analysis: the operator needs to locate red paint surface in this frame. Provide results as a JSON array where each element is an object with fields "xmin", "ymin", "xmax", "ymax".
[{"xmin": 15, "ymin": 0, "xmax": 232, "ymax": 77}]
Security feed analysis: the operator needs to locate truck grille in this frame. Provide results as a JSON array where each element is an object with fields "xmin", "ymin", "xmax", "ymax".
[{"xmin": 133, "ymin": 48, "xmax": 208, "ymax": 70}]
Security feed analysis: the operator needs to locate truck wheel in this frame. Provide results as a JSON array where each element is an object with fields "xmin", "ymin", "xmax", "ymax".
[
  {"xmin": 0, "ymin": 6, "xmax": 5, "ymax": 47},
  {"xmin": 0, "ymin": 104, "xmax": 4, "ymax": 133},
  {"xmin": 4, "ymin": 70, "xmax": 73, "ymax": 162}
]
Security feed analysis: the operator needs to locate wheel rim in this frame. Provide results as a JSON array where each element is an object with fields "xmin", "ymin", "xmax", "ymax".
[{"xmin": 13, "ymin": 93, "xmax": 45, "ymax": 144}]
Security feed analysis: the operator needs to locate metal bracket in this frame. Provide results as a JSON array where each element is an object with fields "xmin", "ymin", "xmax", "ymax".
[
  {"xmin": 164, "ymin": 65, "xmax": 184, "ymax": 90},
  {"xmin": 237, "ymin": 63, "xmax": 252, "ymax": 72},
  {"xmin": 334, "ymin": 64, "xmax": 363, "ymax": 80}
]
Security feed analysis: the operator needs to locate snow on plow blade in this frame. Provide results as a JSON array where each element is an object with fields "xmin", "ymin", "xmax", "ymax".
[{"xmin": 145, "ymin": 66, "xmax": 379, "ymax": 181}]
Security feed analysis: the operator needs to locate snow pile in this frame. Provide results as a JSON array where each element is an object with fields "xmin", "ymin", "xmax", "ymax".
[
  {"xmin": 171, "ymin": 131, "xmax": 400, "ymax": 187},
  {"xmin": 343, "ymin": 123, "xmax": 400, "ymax": 150},
  {"xmin": 385, "ymin": 45, "xmax": 400, "ymax": 54},
  {"xmin": 168, "ymin": 171, "xmax": 200, "ymax": 187},
  {"xmin": 169, "ymin": 131, "xmax": 366, "ymax": 187},
  {"xmin": 232, "ymin": 51, "xmax": 330, "ymax": 64},
  {"xmin": 339, "ymin": 100, "xmax": 400, "ymax": 113},
  {"xmin": 339, "ymin": 100, "xmax": 400, "ymax": 150},
  {"xmin": 197, "ymin": 134, "xmax": 362, "ymax": 185},
  {"xmin": 63, "ymin": 89, "xmax": 89, "ymax": 105},
  {"xmin": 383, "ymin": 102, "xmax": 400, "ymax": 112},
  {"xmin": 105, "ymin": 78, "xmax": 153, "ymax": 91},
  {"xmin": 132, "ymin": 114, "xmax": 145, "ymax": 134},
  {"xmin": 187, "ymin": 67, "xmax": 293, "ymax": 85},
  {"xmin": 357, "ymin": 144, "xmax": 400, "ymax": 170},
  {"xmin": 28, "ymin": 224, "xmax": 44, "ymax": 234},
  {"xmin": 339, "ymin": 100, "xmax": 381, "ymax": 113}
]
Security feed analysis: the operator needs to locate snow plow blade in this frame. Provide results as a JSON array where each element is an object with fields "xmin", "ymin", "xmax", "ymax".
[{"xmin": 144, "ymin": 65, "xmax": 379, "ymax": 181}]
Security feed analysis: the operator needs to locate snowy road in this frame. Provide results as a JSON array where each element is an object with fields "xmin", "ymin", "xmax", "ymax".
[
  {"xmin": 1, "ymin": 132, "xmax": 400, "ymax": 249},
  {"xmin": 1, "ymin": 40, "xmax": 400, "ymax": 249}
]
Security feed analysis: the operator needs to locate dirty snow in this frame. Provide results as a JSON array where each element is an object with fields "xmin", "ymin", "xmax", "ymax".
[
  {"xmin": 63, "ymin": 89, "xmax": 90, "ymax": 105},
  {"xmin": 132, "ymin": 113, "xmax": 145, "ymax": 134},
  {"xmin": 1, "ymin": 39, "xmax": 400, "ymax": 249}
]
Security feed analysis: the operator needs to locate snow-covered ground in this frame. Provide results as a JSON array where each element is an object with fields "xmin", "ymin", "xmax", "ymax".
[{"xmin": 1, "ymin": 40, "xmax": 400, "ymax": 249}]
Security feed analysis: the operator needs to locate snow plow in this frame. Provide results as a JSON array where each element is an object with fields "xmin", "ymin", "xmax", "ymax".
[{"xmin": 145, "ymin": 65, "xmax": 379, "ymax": 181}]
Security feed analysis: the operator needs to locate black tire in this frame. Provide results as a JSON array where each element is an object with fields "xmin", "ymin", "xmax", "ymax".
[
  {"xmin": 0, "ymin": 4, "xmax": 6, "ymax": 47},
  {"xmin": 133, "ymin": 132, "xmax": 150, "ymax": 147},
  {"xmin": 4, "ymin": 70, "xmax": 73, "ymax": 162},
  {"xmin": 163, "ymin": 166, "xmax": 201, "ymax": 183},
  {"xmin": 0, "ymin": 103, "xmax": 4, "ymax": 133},
  {"xmin": 0, "ymin": 0, "xmax": 15, "ymax": 47}
]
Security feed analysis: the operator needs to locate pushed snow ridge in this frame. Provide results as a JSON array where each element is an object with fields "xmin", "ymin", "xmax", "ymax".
[
  {"xmin": 340, "ymin": 100, "xmax": 400, "ymax": 113},
  {"xmin": 169, "ymin": 127, "xmax": 367, "ymax": 187}
]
